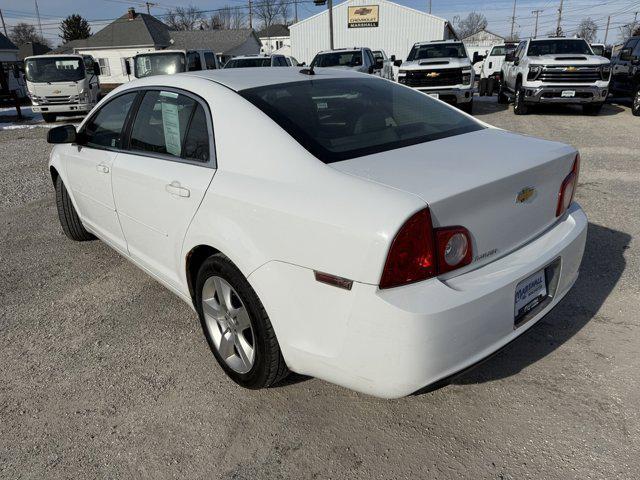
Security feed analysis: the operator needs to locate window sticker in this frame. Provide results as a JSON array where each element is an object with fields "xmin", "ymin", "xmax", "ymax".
[{"xmin": 161, "ymin": 100, "xmax": 181, "ymax": 156}]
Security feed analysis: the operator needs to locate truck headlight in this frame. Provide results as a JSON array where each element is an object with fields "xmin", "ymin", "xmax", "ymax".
[
  {"xmin": 79, "ymin": 91, "xmax": 90, "ymax": 102},
  {"xmin": 462, "ymin": 68, "xmax": 471, "ymax": 85},
  {"xmin": 527, "ymin": 65, "xmax": 542, "ymax": 80},
  {"xmin": 398, "ymin": 70, "xmax": 407, "ymax": 84},
  {"xmin": 600, "ymin": 64, "xmax": 611, "ymax": 80}
]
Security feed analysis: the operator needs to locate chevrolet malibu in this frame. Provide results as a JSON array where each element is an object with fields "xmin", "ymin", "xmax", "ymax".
[{"xmin": 47, "ymin": 68, "xmax": 587, "ymax": 398}]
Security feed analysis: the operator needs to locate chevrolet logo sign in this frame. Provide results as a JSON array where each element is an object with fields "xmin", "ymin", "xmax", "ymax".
[
  {"xmin": 516, "ymin": 187, "xmax": 536, "ymax": 204},
  {"xmin": 426, "ymin": 72, "xmax": 440, "ymax": 78},
  {"xmin": 564, "ymin": 66, "xmax": 578, "ymax": 72},
  {"xmin": 52, "ymin": 89, "xmax": 62, "ymax": 94}
]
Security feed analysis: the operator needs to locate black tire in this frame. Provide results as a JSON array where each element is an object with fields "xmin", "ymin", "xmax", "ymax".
[
  {"xmin": 55, "ymin": 176, "xmax": 95, "ymax": 241},
  {"xmin": 513, "ymin": 83, "xmax": 528, "ymax": 115},
  {"xmin": 42, "ymin": 113, "xmax": 56, "ymax": 123},
  {"xmin": 478, "ymin": 78, "xmax": 487, "ymax": 96},
  {"xmin": 195, "ymin": 253, "xmax": 289, "ymax": 389},
  {"xmin": 487, "ymin": 77, "xmax": 495, "ymax": 96},
  {"xmin": 459, "ymin": 99, "xmax": 473, "ymax": 114},
  {"xmin": 497, "ymin": 82, "xmax": 509, "ymax": 104},
  {"xmin": 632, "ymin": 86, "xmax": 640, "ymax": 117},
  {"xmin": 583, "ymin": 103, "xmax": 604, "ymax": 115}
]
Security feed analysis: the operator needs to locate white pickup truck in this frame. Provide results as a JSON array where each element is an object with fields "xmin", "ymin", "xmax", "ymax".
[
  {"xmin": 499, "ymin": 37, "xmax": 611, "ymax": 115},
  {"xmin": 395, "ymin": 40, "xmax": 475, "ymax": 113}
]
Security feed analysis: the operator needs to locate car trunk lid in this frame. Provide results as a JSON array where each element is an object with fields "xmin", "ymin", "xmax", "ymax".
[{"xmin": 331, "ymin": 128, "xmax": 577, "ymax": 273}]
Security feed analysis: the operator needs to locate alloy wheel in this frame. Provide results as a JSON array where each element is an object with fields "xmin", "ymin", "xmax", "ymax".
[
  {"xmin": 202, "ymin": 276, "xmax": 255, "ymax": 374},
  {"xmin": 634, "ymin": 89, "xmax": 640, "ymax": 115}
]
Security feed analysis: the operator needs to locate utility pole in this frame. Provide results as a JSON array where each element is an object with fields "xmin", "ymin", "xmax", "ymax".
[
  {"xmin": 531, "ymin": 9, "xmax": 543, "ymax": 38},
  {"xmin": 328, "ymin": 0, "xmax": 334, "ymax": 49},
  {"xmin": 0, "ymin": 9, "xmax": 8, "ymax": 38},
  {"xmin": 248, "ymin": 0, "xmax": 252, "ymax": 29},
  {"xmin": 556, "ymin": 0, "xmax": 564, "ymax": 37},
  {"xmin": 34, "ymin": 0, "xmax": 43, "ymax": 38},
  {"xmin": 428, "ymin": 0, "xmax": 432, "ymax": 14},
  {"xmin": 604, "ymin": 15, "xmax": 610, "ymax": 44},
  {"xmin": 294, "ymin": 0, "xmax": 298, "ymax": 23},
  {"xmin": 145, "ymin": 2, "xmax": 156, "ymax": 14},
  {"xmin": 510, "ymin": 0, "xmax": 517, "ymax": 40}
]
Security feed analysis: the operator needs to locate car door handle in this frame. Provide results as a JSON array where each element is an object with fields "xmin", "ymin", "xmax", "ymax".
[
  {"xmin": 165, "ymin": 181, "xmax": 190, "ymax": 198},
  {"xmin": 96, "ymin": 163, "xmax": 109, "ymax": 174}
]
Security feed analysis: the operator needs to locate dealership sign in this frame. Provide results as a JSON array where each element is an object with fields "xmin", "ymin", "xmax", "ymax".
[{"xmin": 348, "ymin": 5, "xmax": 379, "ymax": 28}]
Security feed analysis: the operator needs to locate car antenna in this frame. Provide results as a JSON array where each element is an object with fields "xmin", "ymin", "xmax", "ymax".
[{"xmin": 299, "ymin": 65, "xmax": 315, "ymax": 75}]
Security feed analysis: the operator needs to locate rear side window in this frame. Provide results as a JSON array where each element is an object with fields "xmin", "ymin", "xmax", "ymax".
[
  {"xmin": 83, "ymin": 92, "xmax": 137, "ymax": 149},
  {"xmin": 240, "ymin": 78, "xmax": 483, "ymax": 163},
  {"xmin": 129, "ymin": 90, "xmax": 197, "ymax": 158},
  {"xmin": 204, "ymin": 52, "xmax": 217, "ymax": 69},
  {"xmin": 183, "ymin": 105, "xmax": 210, "ymax": 162}
]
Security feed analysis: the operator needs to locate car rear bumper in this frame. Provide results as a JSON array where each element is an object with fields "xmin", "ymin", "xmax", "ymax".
[
  {"xmin": 523, "ymin": 85, "xmax": 608, "ymax": 104},
  {"xmin": 31, "ymin": 103, "xmax": 93, "ymax": 114},
  {"xmin": 249, "ymin": 204, "xmax": 587, "ymax": 398}
]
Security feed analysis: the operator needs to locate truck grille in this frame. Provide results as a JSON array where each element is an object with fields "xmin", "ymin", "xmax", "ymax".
[
  {"xmin": 400, "ymin": 68, "xmax": 463, "ymax": 88},
  {"xmin": 43, "ymin": 95, "xmax": 77, "ymax": 104},
  {"xmin": 536, "ymin": 65, "xmax": 601, "ymax": 83}
]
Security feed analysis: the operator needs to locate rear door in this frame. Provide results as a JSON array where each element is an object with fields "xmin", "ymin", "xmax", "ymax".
[{"xmin": 111, "ymin": 89, "xmax": 216, "ymax": 289}]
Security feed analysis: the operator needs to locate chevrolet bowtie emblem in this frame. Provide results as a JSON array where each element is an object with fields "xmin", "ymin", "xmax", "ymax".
[
  {"xmin": 52, "ymin": 89, "xmax": 62, "ymax": 94},
  {"xmin": 516, "ymin": 186, "xmax": 536, "ymax": 204},
  {"xmin": 565, "ymin": 66, "xmax": 578, "ymax": 72},
  {"xmin": 426, "ymin": 72, "xmax": 440, "ymax": 78}
]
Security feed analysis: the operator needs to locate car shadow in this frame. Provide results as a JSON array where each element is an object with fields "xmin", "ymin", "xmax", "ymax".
[{"xmin": 446, "ymin": 222, "xmax": 629, "ymax": 388}]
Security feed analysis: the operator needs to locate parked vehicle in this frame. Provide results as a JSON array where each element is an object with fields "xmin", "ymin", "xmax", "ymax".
[
  {"xmin": 133, "ymin": 49, "xmax": 220, "ymax": 78},
  {"xmin": 0, "ymin": 61, "xmax": 27, "ymax": 100},
  {"xmin": 610, "ymin": 36, "xmax": 640, "ymax": 116},
  {"xmin": 499, "ymin": 38, "xmax": 611, "ymax": 115},
  {"xmin": 24, "ymin": 54, "xmax": 100, "ymax": 123},
  {"xmin": 310, "ymin": 48, "xmax": 377, "ymax": 74},
  {"xmin": 372, "ymin": 49, "xmax": 394, "ymax": 80},
  {"xmin": 478, "ymin": 44, "xmax": 516, "ymax": 96},
  {"xmin": 395, "ymin": 40, "xmax": 475, "ymax": 113},
  {"xmin": 47, "ymin": 68, "xmax": 587, "ymax": 399},
  {"xmin": 224, "ymin": 54, "xmax": 289, "ymax": 68},
  {"xmin": 286, "ymin": 56, "xmax": 301, "ymax": 66}
]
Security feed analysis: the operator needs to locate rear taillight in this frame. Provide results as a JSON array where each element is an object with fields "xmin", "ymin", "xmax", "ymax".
[
  {"xmin": 379, "ymin": 208, "xmax": 436, "ymax": 289},
  {"xmin": 380, "ymin": 208, "xmax": 473, "ymax": 289},
  {"xmin": 556, "ymin": 153, "xmax": 580, "ymax": 217}
]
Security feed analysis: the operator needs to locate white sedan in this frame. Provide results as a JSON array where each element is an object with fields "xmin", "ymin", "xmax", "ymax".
[{"xmin": 47, "ymin": 68, "xmax": 587, "ymax": 398}]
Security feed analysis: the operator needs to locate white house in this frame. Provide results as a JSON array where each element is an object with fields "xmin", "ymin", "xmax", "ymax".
[
  {"xmin": 258, "ymin": 24, "xmax": 291, "ymax": 55},
  {"xmin": 289, "ymin": 0, "xmax": 456, "ymax": 64},
  {"xmin": 462, "ymin": 28, "xmax": 505, "ymax": 61}
]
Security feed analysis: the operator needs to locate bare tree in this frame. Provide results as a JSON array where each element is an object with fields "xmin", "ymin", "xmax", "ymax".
[
  {"xmin": 208, "ymin": 6, "xmax": 245, "ymax": 30},
  {"xmin": 165, "ymin": 5, "xmax": 204, "ymax": 30},
  {"xmin": 255, "ymin": 0, "xmax": 288, "ymax": 29},
  {"xmin": 619, "ymin": 22, "xmax": 640, "ymax": 41},
  {"xmin": 506, "ymin": 31, "xmax": 520, "ymax": 42},
  {"xmin": 576, "ymin": 17, "xmax": 598, "ymax": 43},
  {"xmin": 9, "ymin": 22, "xmax": 50, "ymax": 47},
  {"xmin": 453, "ymin": 12, "xmax": 488, "ymax": 39}
]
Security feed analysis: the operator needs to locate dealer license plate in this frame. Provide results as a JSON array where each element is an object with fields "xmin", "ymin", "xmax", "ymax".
[
  {"xmin": 428, "ymin": 93, "xmax": 439, "ymax": 99},
  {"xmin": 561, "ymin": 90, "xmax": 576, "ymax": 98},
  {"xmin": 514, "ymin": 269, "xmax": 547, "ymax": 322}
]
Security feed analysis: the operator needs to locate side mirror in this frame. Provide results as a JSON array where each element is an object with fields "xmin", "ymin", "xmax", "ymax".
[
  {"xmin": 620, "ymin": 48, "xmax": 632, "ymax": 61},
  {"xmin": 47, "ymin": 125, "xmax": 77, "ymax": 144},
  {"xmin": 299, "ymin": 62, "xmax": 306, "ymax": 66},
  {"xmin": 125, "ymin": 60, "xmax": 132, "ymax": 76},
  {"xmin": 513, "ymin": 58, "xmax": 520, "ymax": 66},
  {"xmin": 393, "ymin": 59, "xmax": 403, "ymax": 67},
  {"xmin": 390, "ymin": 55, "xmax": 396, "ymax": 62},
  {"xmin": 472, "ymin": 52, "xmax": 480, "ymax": 63},
  {"xmin": 93, "ymin": 62, "xmax": 101, "ymax": 76}
]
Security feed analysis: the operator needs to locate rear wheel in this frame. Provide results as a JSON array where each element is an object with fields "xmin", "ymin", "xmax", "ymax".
[
  {"xmin": 55, "ymin": 176, "xmax": 95, "ymax": 241},
  {"xmin": 632, "ymin": 86, "xmax": 640, "ymax": 116},
  {"xmin": 513, "ymin": 84, "xmax": 528, "ymax": 115},
  {"xmin": 195, "ymin": 254, "xmax": 289, "ymax": 389},
  {"xmin": 478, "ymin": 78, "xmax": 487, "ymax": 96},
  {"xmin": 583, "ymin": 103, "xmax": 604, "ymax": 115},
  {"xmin": 497, "ymin": 82, "xmax": 509, "ymax": 104},
  {"xmin": 42, "ymin": 113, "xmax": 56, "ymax": 123},
  {"xmin": 487, "ymin": 77, "xmax": 495, "ymax": 96},
  {"xmin": 459, "ymin": 99, "xmax": 473, "ymax": 114}
]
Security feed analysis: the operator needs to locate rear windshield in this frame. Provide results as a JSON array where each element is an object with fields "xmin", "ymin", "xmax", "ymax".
[
  {"xmin": 134, "ymin": 52, "xmax": 185, "ymax": 78},
  {"xmin": 527, "ymin": 39, "xmax": 592, "ymax": 56},
  {"xmin": 408, "ymin": 43, "xmax": 467, "ymax": 61},
  {"xmin": 311, "ymin": 51, "xmax": 362, "ymax": 68},
  {"xmin": 224, "ymin": 58, "xmax": 271, "ymax": 68},
  {"xmin": 239, "ymin": 78, "xmax": 483, "ymax": 163}
]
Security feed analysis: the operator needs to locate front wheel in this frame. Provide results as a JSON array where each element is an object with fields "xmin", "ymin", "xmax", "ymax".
[
  {"xmin": 497, "ymin": 82, "xmax": 509, "ymax": 104},
  {"xmin": 55, "ymin": 177, "xmax": 95, "ymax": 241},
  {"xmin": 459, "ymin": 99, "xmax": 473, "ymax": 114},
  {"xmin": 486, "ymin": 77, "xmax": 495, "ymax": 96},
  {"xmin": 478, "ymin": 78, "xmax": 487, "ymax": 96},
  {"xmin": 632, "ymin": 86, "xmax": 640, "ymax": 116},
  {"xmin": 196, "ymin": 254, "xmax": 289, "ymax": 389},
  {"xmin": 513, "ymin": 85, "xmax": 529, "ymax": 115}
]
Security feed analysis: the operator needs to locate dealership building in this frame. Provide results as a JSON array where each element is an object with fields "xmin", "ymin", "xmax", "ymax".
[{"xmin": 290, "ymin": 0, "xmax": 457, "ymax": 64}]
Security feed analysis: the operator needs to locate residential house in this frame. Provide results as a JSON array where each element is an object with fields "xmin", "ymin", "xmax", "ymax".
[{"xmin": 258, "ymin": 24, "xmax": 290, "ymax": 56}]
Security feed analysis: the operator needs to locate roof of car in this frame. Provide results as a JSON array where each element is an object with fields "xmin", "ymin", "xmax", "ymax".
[
  {"xmin": 231, "ymin": 54, "xmax": 277, "ymax": 59},
  {"xmin": 316, "ymin": 48, "xmax": 363, "ymax": 54},
  {"xmin": 414, "ymin": 40, "xmax": 462, "ymax": 46},
  {"xmin": 183, "ymin": 67, "xmax": 368, "ymax": 92}
]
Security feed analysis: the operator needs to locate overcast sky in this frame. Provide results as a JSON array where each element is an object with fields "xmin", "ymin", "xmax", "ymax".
[{"xmin": 0, "ymin": 0, "xmax": 637, "ymax": 46}]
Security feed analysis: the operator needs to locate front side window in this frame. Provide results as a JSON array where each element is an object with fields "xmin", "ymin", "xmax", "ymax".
[
  {"xmin": 407, "ymin": 43, "xmax": 467, "ymax": 61},
  {"xmin": 204, "ymin": 52, "xmax": 217, "ymax": 69},
  {"xmin": 129, "ymin": 90, "xmax": 197, "ymax": 157},
  {"xmin": 83, "ymin": 92, "xmax": 137, "ymax": 149},
  {"xmin": 240, "ymin": 78, "xmax": 483, "ymax": 163},
  {"xmin": 591, "ymin": 45, "xmax": 604, "ymax": 56},
  {"xmin": 134, "ymin": 53, "xmax": 185, "ymax": 78},
  {"xmin": 311, "ymin": 51, "xmax": 363, "ymax": 68},
  {"xmin": 527, "ymin": 39, "xmax": 592, "ymax": 56},
  {"xmin": 25, "ymin": 57, "xmax": 85, "ymax": 83},
  {"xmin": 187, "ymin": 52, "xmax": 202, "ymax": 71}
]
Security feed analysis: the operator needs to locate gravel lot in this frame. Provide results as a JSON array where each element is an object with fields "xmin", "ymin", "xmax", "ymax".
[{"xmin": 1, "ymin": 98, "xmax": 638, "ymax": 479}]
